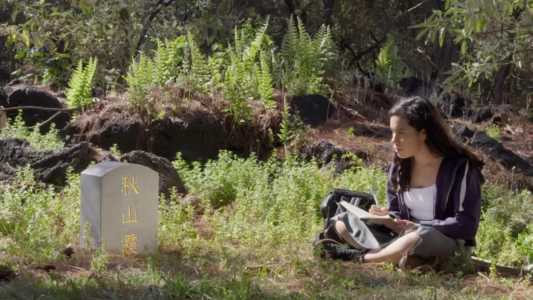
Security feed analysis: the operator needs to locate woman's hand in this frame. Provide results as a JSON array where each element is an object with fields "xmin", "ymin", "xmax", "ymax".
[
  {"xmin": 382, "ymin": 219, "xmax": 418, "ymax": 234},
  {"xmin": 369, "ymin": 205, "xmax": 389, "ymax": 216},
  {"xmin": 394, "ymin": 219, "xmax": 418, "ymax": 231}
]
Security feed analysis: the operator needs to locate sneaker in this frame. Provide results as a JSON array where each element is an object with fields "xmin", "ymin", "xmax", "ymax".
[{"xmin": 315, "ymin": 240, "xmax": 366, "ymax": 263}]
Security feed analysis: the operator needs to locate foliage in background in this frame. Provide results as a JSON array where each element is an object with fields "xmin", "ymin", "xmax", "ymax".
[
  {"xmin": 222, "ymin": 20, "xmax": 274, "ymax": 120},
  {"xmin": 375, "ymin": 40, "xmax": 412, "ymax": 90},
  {"xmin": 4, "ymin": 0, "xmax": 143, "ymax": 87},
  {"xmin": 414, "ymin": 0, "xmax": 533, "ymax": 99},
  {"xmin": 280, "ymin": 17, "xmax": 337, "ymax": 96},
  {"xmin": 65, "ymin": 57, "xmax": 98, "ymax": 109}
]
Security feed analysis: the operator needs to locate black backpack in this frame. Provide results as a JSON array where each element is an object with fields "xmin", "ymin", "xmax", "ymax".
[{"xmin": 316, "ymin": 189, "xmax": 375, "ymax": 244}]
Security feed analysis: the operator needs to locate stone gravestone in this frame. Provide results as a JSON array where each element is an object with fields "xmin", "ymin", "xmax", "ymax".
[{"xmin": 80, "ymin": 162, "xmax": 159, "ymax": 255}]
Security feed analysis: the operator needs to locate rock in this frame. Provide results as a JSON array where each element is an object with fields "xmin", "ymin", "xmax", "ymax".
[
  {"xmin": 120, "ymin": 150, "xmax": 186, "ymax": 199},
  {"xmin": 438, "ymin": 92, "xmax": 468, "ymax": 117},
  {"xmin": 0, "ymin": 86, "xmax": 7, "ymax": 106},
  {"xmin": 4, "ymin": 87, "xmax": 70, "ymax": 133},
  {"xmin": 453, "ymin": 125, "xmax": 475, "ymax": 142},
  {"xmin": 324, "ymin": 160, "xmax": 358, "ymax": 174},
  {"xmin": 500, "ymin": 134, "xmax": 512, "ymax": 142},
  {"xmin": 0, "ymin": 139, "xmax": 106, "ymax": 183},
  {"xmin": 0, "ymin": 163, "xmax": 17, "ymax": 181},
  {"xmin": 0, "ymin": 138, "xmax": 181, "ymax": 198},
  {"xmin": 399, "ymin": 77, "xmax": 432, "ymax": 98},
  {"xmin": 61, "ymin": 113, "xmax": 242, "ymax": 164},
  {"xmin": 61, "ymin": 114, "xmax": 142, "ymax": 155},
  {"xmin": 299, "ymin": 141, "xmax": 367, "ymax": 175},
  {"xmin": 491, "ymin": 116, "xmax": 503, "ymax": 125},
  {"xmin": 5, "ymin": 79, "xmax": 23, "ymax": 87},
  {"xmin": 354, "ymin": 72, "xmax": 385, "ymax": 93},
  {"xmin": 60, "ymin": 245, "xmax": 75, "ymax": 259},
  {"xmin": 299, "ymin": 141, "xmax": 345, "ymax": 164},
  {"xmin": 150, "ymin": 115, "xmax": 228, "ymax": 162},
  {"xmin": 358, "ymin": 124, "xmax": 392, "ymax": 140},
  {"xmin": 289, "ymin": 94, "xmax": 336, "ymax": 128},
  {"xmin": 470, "ymin": 132, "xmax": 533, "ymax": 176},
  {"xmin": 470, "ymin": 106, "xmax": 493, "ymax": 123},
  {"xmin": 0, "ymin": 265, "xmax": 16, "ymax": 282},
  {"xmin": 180, "ymin": 195, "xmax": 204, "ymax": 214}
]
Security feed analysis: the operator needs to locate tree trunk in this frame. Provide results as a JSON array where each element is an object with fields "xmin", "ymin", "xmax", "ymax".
[
  {"xmin": 493, "ymin": 61, "xmax": 515, "ymax": 105},
  {"xmin": 432, "ymin": 36, "xmax": 459, "ymax": 84},
  {"xmin": 322, "ymin": 0, "xmax": 336, "ymax": 27},
  {"xmin": 428, "ymin": 0, "xmax": 458, "ymax": 84}
]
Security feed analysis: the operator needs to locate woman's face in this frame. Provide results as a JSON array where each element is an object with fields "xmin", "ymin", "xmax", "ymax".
[{"xmin": 389, "ymin": 115, "xmax": 427, "ymax": 159}]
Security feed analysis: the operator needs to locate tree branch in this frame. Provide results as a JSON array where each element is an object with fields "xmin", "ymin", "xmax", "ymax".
[
  {"xmin": 135, "ymin": 0, "xmax": 176, "ymax": 53},
  {"xmin": 0, "ymin": 106, "xmax": 79, "ymax": 112},
  {"xmin": 346, "ymin": 29, "xmax": 389, "ymax": 67}
]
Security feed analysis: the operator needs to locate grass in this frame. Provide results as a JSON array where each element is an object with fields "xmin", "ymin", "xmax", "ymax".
[{"xmin": 1, "ymin": 124, "xmax": 533, "ymax": 299}]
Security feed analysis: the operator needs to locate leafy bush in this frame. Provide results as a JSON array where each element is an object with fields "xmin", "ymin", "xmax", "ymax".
[
  {"xmin": 0, "ymin": 112, "xmax": 64, "ymax": 150},
  {"xmin": 5, "ymin": 0, "xmax": 144, "ymax": 86},
  {"xmin": 65, "ymin": 58, "xmax": 98, "ymax": 109},
  {"xmin": 0, "ymin": 166, "xmax": 80, "ymax": 262},
  {"xmin": 172, "ymin": 150, "xmax": 387, "ymax": 248},
  {"xmin": 476, "ymin": 188, "xmax": 533, "ymax": 266}
]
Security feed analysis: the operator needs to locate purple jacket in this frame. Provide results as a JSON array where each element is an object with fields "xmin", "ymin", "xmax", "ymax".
[{"xmin": 387, "ymin": 156, "xmax": 482, "ymax": 246}]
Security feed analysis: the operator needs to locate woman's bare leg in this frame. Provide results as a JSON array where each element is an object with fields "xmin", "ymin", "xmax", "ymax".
[
  {"xmin": 333, "ymin": 220, "xmax": 363, "ymax": 249},
  {"xmin": 334, "ymin": 220, "xmax": 420, "ymax": 264}
]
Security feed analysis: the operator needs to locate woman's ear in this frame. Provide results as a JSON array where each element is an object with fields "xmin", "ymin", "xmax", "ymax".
[{"xmin": 421, "ymin": 129, "xmax": 427, "ymax": 141}]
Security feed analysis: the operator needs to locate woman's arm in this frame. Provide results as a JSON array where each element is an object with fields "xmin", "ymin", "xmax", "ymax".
[
  {"xmin": 386, "ymin": 165, "xmax": 407, "ymax": 220},
  {"xmin": 419, "ymin": 162, "xmax": 482, "ymax": 240}
]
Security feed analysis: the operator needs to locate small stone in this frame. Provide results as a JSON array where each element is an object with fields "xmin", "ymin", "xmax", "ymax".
[
  {"xmin": 0, "ymin": 265, "xmax": 16, "ymax": 282},
  {"xmin": 470, "ymin": 106, "xmax": 493, "ymax": 123}
]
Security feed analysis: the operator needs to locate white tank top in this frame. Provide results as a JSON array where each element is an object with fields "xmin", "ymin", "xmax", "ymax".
[{"xmin": 403, "ymin": 184, "xmax": 436, "ymax": 221}]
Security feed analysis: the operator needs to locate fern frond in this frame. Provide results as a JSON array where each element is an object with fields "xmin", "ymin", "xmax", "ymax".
[
  {"xmin": 243, "ymin": 18, "xmax": 269, "ymax": 66},
  {"xmin": 187, "ymin": 31, "xmax": 211, "ymax": 88},
  {"xmin": 258, "ymin": 50, "xmax": 274, "ymax": 107},
  {"xmin": 65, "ymin": 57, "xmax": 98, "ymax": 109}
]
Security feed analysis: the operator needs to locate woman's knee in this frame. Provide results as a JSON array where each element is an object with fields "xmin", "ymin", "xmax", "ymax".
[
  {"xmin": 397, "ymin": 231, "xmax": 421, "ymax": 250},
  {"xmin": 334, "ymin": 220, "xmax": 347, "ymax": 235}
]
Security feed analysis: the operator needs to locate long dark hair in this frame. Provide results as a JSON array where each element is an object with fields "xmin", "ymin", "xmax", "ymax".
[{"xmin": 389, "ymin": 96, "xmax": 485, "ymax": 192}]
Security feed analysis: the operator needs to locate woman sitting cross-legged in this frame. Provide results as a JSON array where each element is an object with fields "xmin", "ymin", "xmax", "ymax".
[{"xmin": 319, "ymin": 96, "xmax": 485, "ymax": 268}]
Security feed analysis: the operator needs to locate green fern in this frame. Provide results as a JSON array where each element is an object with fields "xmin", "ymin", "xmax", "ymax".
[
  {"xmin": 278, "ymin": 98, "xmax": 292, "ymax": 151},
  {"xmin": 243, "ymin": 19, "xmax": 269, "ymax": 68},
  {"xmin": 125, "ymin": 54, "xmax": 154, "ymax": 108},
  {"xmin": 152, "ymin": 39, "xmax": 172, "ymax": 87},
  {"xmin": 258, "ymin": 50, "xmax": 274, "ymax": 107},
  {"xmin": 223, "ymin": 20, "xmax": 273, "ymax": 120},
  {"xmin": 375, "ymin": 40, "xmax": 411, "ymax": 89},
  {"xmin": 280, "ymin": 17, "xmax": 337, "ymax": 96},
  {"xmin": 186, "ymin": 32, "xmax": 211, "ymax": 89},
  {"xmin": 65, "ymin": 57, "xmax": 98, "ymax": 109}
]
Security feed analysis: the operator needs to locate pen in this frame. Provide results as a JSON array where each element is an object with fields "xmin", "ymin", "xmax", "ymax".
[{"xmin": 371, "ymin": 185, "xmax": 380, "ymax": 207}]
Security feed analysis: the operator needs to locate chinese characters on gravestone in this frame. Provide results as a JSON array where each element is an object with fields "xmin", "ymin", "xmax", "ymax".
[{"xmin": 80, "ymin": 162, "xmax": 158, "ymax": 255}]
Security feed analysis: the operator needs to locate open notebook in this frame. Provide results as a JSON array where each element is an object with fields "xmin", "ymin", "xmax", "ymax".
[{"xmin": 339, "ymin": 201, "xmax": 393, "ymax": 221}]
